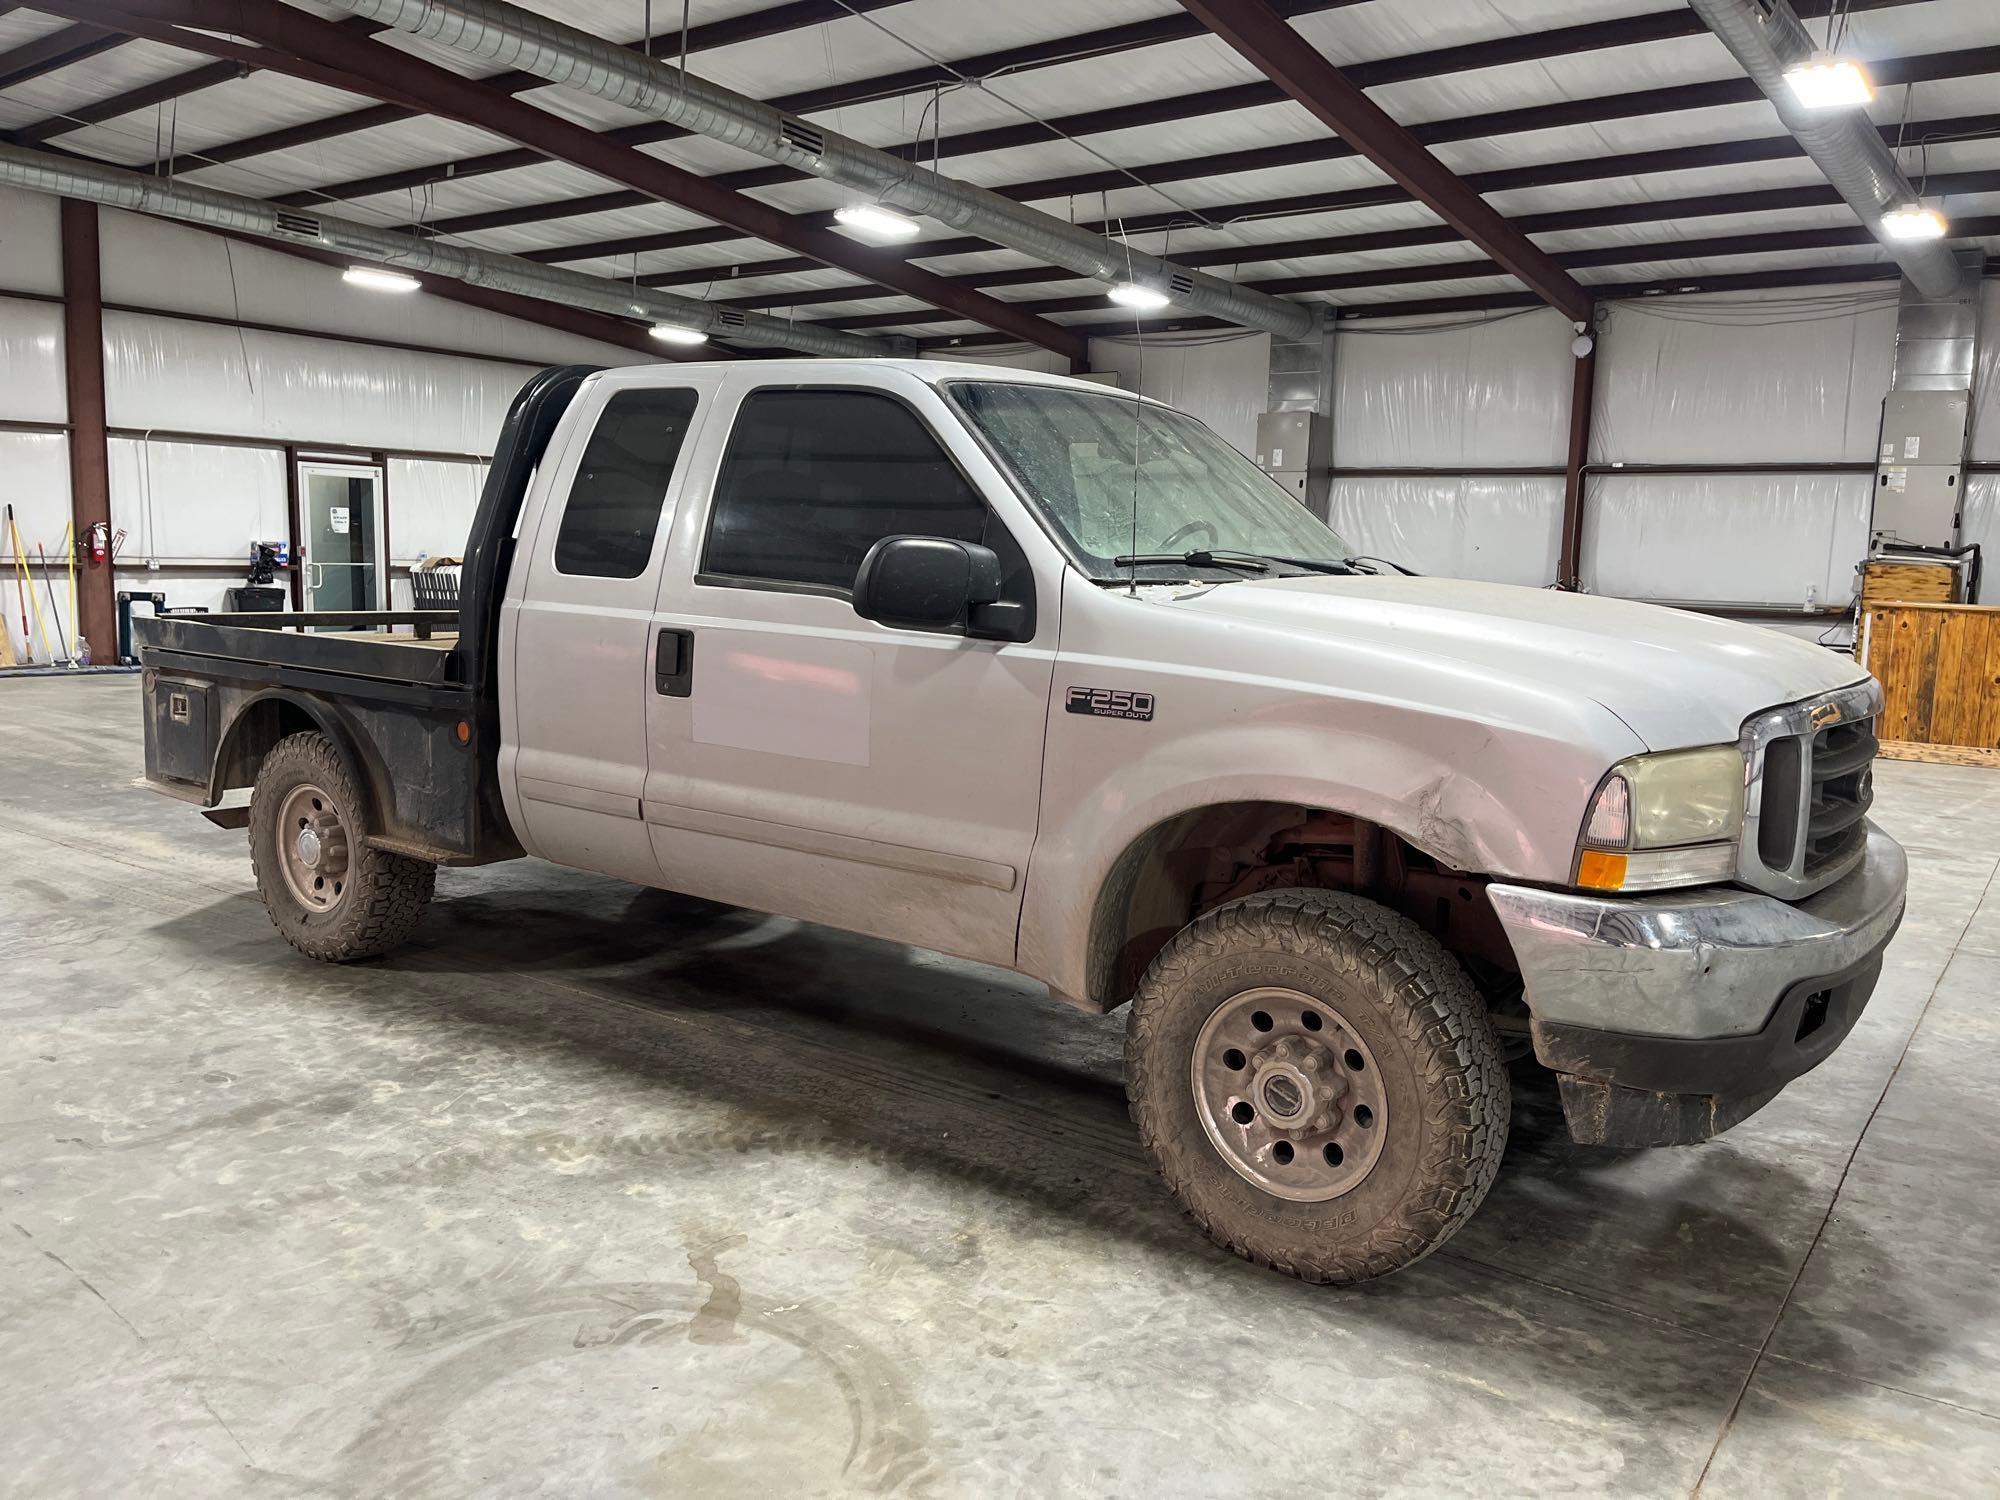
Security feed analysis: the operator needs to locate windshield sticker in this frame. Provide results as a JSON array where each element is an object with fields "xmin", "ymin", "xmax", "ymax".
[{"xmin": 1066, "ymin": 686, "xmax": 1155, "ymax": 722}]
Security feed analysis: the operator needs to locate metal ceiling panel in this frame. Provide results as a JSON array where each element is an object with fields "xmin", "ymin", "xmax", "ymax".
[
  {"xmin": 0, "ymin": 36, "xmax": 211, "ymax": 135},
  {"xmin": 0, "ymin": 11, "xmax": 76, "ymax": 49},
  {"xmin": 1292, "ymin": 0, "xmax": 1669, "ymax": 67}
]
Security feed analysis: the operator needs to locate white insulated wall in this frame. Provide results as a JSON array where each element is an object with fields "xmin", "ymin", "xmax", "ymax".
[
  {"xmin": 0, "ymin": 185, "xmax": 646, "ymax": 652},
  {"xmin": 1329, "ymin": 308, "xmax": 1573, "ymax": 586}
]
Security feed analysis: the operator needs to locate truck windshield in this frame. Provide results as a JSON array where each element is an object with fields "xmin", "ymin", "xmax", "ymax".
[{"xmin": 947, "ymin": 379, "xmax": 1352, "ymax": 581}]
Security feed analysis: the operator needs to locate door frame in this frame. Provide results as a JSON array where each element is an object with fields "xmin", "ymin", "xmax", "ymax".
[{"xmin": 294, "ymin": 456, "xmax": 389, "ymax": 613}]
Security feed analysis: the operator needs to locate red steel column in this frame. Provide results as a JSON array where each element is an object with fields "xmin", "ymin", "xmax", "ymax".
[
  {"xmin": 1557, "ymin": 340, "xmax": 1598, "ymax": 591},
  {"xmin": 61, "ymin": 196, "xmax": 117, "ymax": 661}
]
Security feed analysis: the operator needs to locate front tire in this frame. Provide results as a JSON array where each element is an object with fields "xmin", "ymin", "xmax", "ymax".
[
  {"xmin": 1126, "ymin": 889, "xmax": 1509, "ymax": 1284},
  {"xmin": 249, "ymin": 731, "xmax": 435, "ymax": 962}
]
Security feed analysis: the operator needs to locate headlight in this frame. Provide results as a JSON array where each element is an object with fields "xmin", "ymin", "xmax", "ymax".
[{"xmin": 1574, "ymin": 745, "xmax": 1745, "ymax": 893}]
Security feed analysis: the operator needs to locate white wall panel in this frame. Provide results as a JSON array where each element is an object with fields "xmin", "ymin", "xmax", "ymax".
[
  {"xmin": 108, "ymin": 438, "xmax": 287, "ymax": 565},
  {"xmin": 112, "ymin": 566, "xmax": 244, "ymax": 620},
  {"xmin": 1959, "ymin": 472, "xmax": 2000, "ymax": 602},
  {"xmin": 388, "ymin": 457, "xmax": 484, "ymax": 562},
  {"xmin": 1333, "ymin": 309, "xmax": 1573, "ymax": 467},
  {"xmin": 1086, "ymin": 332, "xmax": 1271, "ymax": 456},
  {"xmin": 1327, "ymin": 476, "xmax": 1563, "ymax": 586},
  {"xmin": 95, "ymin": 208, "xmax": 651, "ymax": 371},
  {"xmin": 103, "ymin": 312, "xmax": 537, "ymax": 454},
  {"xmin": 1583, "ymin": 472, "xmax": 1871, "ymax": 606},
  {"xmin": 1972, "ymin": 280, "xmax": 2000, "ymax": 461},
  {"xmin": 0, "ymin": 298, "xmax": 67, "ymax": 422},
  {"xmin": 0, "ymin": 430, "xmax": 72, "ymax": 560},
  {"xmin": 0, "ymin": 187, "xmax": 62, "ymax": 295},
  {"xmin": 1594, "ymin": 293, "xmax": 1896, "ymax": 464}
]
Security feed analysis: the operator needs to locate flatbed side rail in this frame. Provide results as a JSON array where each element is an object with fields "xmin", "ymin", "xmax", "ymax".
[{"xmin": 209, "ymin": 609, "xmax": 460, "ymax": 639}]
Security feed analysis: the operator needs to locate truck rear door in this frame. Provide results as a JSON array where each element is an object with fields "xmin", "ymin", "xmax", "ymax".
[
  {"xmin": 638, "ymin": 369, "xmax": 1060, "ymax": 967},
  {"xmin": 502, "ymin": 368, "xmax": 723, "ymax": 884}
]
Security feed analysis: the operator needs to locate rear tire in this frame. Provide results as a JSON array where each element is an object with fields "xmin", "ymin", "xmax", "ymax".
[
  {"xmin": 249, "ymin": 731, "xmax": 434, "ymax": 962},
  {"xmin": 1125, "ymin": 888, "xmax": 1509, "ymax": 1284}
]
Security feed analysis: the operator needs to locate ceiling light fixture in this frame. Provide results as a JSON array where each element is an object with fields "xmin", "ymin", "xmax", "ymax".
[
  {"xmin": 1781, "ymin": 52, "xmax": 1873, "ymax": 109},
  {"xmin": 649, "ymin": 322, "xmax": 710, "ymax": 345},
  {"xmin": 834, "ymin": 204, "xmax": 921, "ymax": 241},
  {"xmin": 343, "ymin": 265, "xmax": 421, "ymax": 293},
  {"xmin": 1880, "ymin": 202, "xmax": 1948, "ymax": 240},
  {"xmin": 1108, "ymin": 282, "xmax": 1171, "ymax": 311}
]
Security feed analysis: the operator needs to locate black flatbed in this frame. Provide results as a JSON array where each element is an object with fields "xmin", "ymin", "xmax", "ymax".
[{"xmin": 130, "ymin": 363, "xmax": 602, "ymax": 866}]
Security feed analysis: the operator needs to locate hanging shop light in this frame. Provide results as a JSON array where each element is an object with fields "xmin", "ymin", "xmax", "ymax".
[
  {"xmin": 1880, "ymin": 202, "xmax": 1949, "ymax": 240},
  {"xmin": 1108, "ymin": 282, "xmax": 1171, "ymax": 311},
  {"xmin": 649, "ymin": 322, "xmax": 710, "ymax": 345},
  {"xmin": 834, "ymin": 204, "xmax": 922, "ymax": 241},
  {"xmin": 343, "ymin": 265, "xmax": 422, "ymax": 293},
  {"xmin": 1781, "ymin": 52, "xmax": 1873, "ymax": 109}
]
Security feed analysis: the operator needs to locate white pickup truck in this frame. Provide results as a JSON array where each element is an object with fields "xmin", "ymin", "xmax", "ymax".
[{"xmin": 135, "ymin": 359, "xmax": 1907, "ymax": 1284}]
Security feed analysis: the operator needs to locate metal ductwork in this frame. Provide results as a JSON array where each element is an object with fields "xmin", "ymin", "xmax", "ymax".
[
  {"xmin": 316, "ymin": 0, "xmax": 1320, "ymax": 342},
  {"xmin": 1687, "ymin": 0, "xmax": 1960, "ymax": 297},
  {"xmin": 0, "ymin": 142, "xmax": 888, "ymax": 359}
]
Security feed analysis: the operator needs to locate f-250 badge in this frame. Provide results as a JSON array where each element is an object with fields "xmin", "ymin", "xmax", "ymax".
[{"xmin": 1066, "ymin": 686, "xmax": 1156, "ymax": 721}]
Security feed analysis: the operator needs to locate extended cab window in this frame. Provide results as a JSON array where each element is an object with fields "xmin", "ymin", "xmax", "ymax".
[
  {"xmin": 553, "ymin": 387, "xmax": 700, "ymax": 578},
  {"xmin": 704, "ymin": 389, "xmax": 987, "ymax": 592}
]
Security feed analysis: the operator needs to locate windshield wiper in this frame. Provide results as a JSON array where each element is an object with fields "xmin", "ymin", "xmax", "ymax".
[
  {"xmin": 1111, "ymin": 550, "xmax": 1272, "ymax": 574},
  {"xmin": 1257, "ymin": 554, "xmax": 1359, "ymax": 576},
  {"xmin": 1341, "ymin": 555, "xmax": 1419, "ymax": 576}
]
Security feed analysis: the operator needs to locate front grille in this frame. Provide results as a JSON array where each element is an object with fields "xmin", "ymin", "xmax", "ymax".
[
  {"xmin": 1739, "ymin": 683, "xmax": 1881, "ymax": 900},
  {"xmin": 1805, "ymin": 718, "xmax": 1876, "ymax": 877}
]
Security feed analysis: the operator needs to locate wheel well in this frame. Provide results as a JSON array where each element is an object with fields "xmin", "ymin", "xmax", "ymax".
[
  {"xmin": 1084, "ymin": 801, "xmax": 1522, "ymax": 1013},
  {"xmin": 214, "ymin": 696, "xmax": 324, "ymax": 798}
]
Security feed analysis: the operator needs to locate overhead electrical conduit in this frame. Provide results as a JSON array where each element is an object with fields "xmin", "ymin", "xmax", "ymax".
[
  {"xmin": 1687, "ymin": 0, "xmax": 1961, "ymax": 297},
  {"xmin": 0, "ymin": 141, "xmax": 890, "ymax": 359},
  {"xmin": 311, "ymin": 0, "xmax": 1322, "ymax": 341}
]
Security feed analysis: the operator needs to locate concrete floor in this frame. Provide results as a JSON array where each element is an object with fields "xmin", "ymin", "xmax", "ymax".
[{"xmin": 4, "ymin": 675, "xmax": 1999, "ymax": 1497}]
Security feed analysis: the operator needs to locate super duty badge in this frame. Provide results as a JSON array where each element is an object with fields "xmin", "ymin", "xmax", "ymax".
[{"xmin": 1066, "ymin": 686, "xmax": 1156, "ymax": 721}]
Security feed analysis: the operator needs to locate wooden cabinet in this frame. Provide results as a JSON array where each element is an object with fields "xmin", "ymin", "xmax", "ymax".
[{"xmin": 1858, "ymin": 601, "xmax": 2000, "ymax": 766}]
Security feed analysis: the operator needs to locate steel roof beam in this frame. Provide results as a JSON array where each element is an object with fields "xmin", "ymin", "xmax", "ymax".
[
  {"xmin": 4, "ymin": 0, "xmax": 914, "ymax": 147},
  {"xmin": 528, "ymin": 43, "xmax": 1995, "ymax": 281},
  {"xmin": 706, "ymin": 166, "xmax": 2000, "ymax": 314},
  {"xmin": 251, "ymin": 0, "xmax": 1906, "ymax": 226},
  {"xmin": 916, "ymin": 254, "xmax": 1997, "ymax": 352},
  {"xmin": 822, "ymin": 214, "xmax": 2000, "ymax": 332},
  {"xmin": 0, "ymin": 18, "xmax": 123, "ymax": 88},
  {"xmin": 1180, "ymin": 0, "xmax": 1589, "ymax": 321},
  {"xmin": 33, "ymin": 0, "xmax": 1089, "ymax": 363}
]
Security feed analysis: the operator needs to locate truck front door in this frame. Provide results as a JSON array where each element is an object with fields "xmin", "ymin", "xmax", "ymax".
[
  {"xmin": 502, "ymin": 370, "xmax": 720, "ymax": 884},
  {"xmin": 640, "ymin": 377, "xmax": 1058, "ymax": 967}
]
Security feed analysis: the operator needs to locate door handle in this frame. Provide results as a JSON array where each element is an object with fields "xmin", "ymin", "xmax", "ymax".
[{"xmin": 656, "ymin": 627, "xmax": 694, "ymax": 697}]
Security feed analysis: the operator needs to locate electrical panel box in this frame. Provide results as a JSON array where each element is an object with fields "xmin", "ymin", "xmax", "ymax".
[
  {"xmin": 1873, "ymin": 389, "xmax": 1970, "ymax": 548},
  {"xmin": 1254, "ymin": 410, "xmax": 1331, "ymax": 512}
]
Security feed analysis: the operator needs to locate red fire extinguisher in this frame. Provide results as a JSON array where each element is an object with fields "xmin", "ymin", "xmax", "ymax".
[{"xmin": 84, "ymin": 522, "xmax": 109, "ymax": 564}]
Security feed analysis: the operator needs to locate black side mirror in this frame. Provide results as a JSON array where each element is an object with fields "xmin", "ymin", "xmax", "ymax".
[{"xmin": 852, "ymin": 536, "xmax": 1029, "ymax": 641}]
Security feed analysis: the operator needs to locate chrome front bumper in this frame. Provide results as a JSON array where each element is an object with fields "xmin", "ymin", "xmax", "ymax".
[
  {"xmin": 1486, "ymin": 823, "xmax": 1908, "ymax": 1041},
  {"xmin": 1486, "ymin": 824, "xmax": 1908, "ymax": 1145}
]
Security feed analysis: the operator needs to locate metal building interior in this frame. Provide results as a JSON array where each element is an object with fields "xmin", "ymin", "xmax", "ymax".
[{"xmin": 2, "ymin": 0, "xmax": 1999, "ymax": 1493}]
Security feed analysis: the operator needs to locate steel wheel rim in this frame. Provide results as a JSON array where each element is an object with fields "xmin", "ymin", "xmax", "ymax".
[
  {"xmin": 276, "ymin": 781, "xmax": 350, "ymax": 914},
  {"xmin": 1190, "ymin": 986, "xmax": 1389, "ymax": 1203}
]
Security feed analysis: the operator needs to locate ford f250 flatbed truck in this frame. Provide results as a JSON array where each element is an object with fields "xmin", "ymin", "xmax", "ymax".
[{"xmin": 134, "ymin": 359, "xmax": 1907, "ymax": 1284}]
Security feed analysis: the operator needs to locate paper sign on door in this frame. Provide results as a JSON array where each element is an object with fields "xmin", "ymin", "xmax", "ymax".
[{"xmin": 330, "ymin": 507, "xmax": 350, "ymax": 534}]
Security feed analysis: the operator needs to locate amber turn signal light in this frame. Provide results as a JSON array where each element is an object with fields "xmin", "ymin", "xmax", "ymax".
[{"xmin": 1575, "ymin": 849, "xmax": 1628, "ymax": 891}]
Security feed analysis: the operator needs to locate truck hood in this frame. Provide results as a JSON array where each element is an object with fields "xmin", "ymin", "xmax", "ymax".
[{"xmin": 1167, "ymin": 574, "xmax": 1867, "ymax": 751}]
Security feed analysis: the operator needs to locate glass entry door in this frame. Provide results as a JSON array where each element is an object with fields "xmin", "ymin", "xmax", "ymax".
[{"xmin": 299, "ymin": 462, "xmax": 386, "ymax": 625}]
